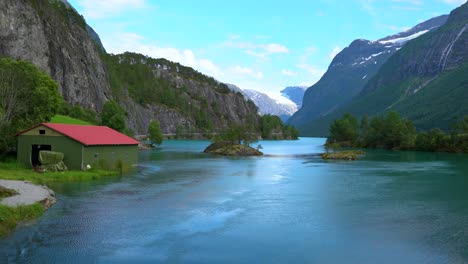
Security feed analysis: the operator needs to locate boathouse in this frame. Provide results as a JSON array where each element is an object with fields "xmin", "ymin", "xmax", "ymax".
[{"xmin": 16, "ymin": 123, "xmax": 139, "ymax": 170}]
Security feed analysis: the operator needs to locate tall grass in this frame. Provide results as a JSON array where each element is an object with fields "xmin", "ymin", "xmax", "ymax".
[
  {"xmin": 0, "ymin": 203, "xmax": 45, "ymax": 237},
  {"xmin": 0, "ymin": 160, "xmax": 118, "ymax": 185}
]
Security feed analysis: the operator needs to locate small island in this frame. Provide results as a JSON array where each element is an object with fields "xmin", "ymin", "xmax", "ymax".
[
  {"xmin": 321, "ymin": 150, "xmax": 365, "ymax": 160},
  {"xmin": 204, "ymin": 142, "xmax": 263, "ymax": 156}
]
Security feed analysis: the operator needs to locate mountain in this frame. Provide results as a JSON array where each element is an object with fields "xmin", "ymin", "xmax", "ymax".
[
  {"xmin": 225, "ymin": 83, "xmax": 245, "ymax": 94},
  {"xmin": 288, "ymin": 14, "xmax": 449, "ymax": 134},
  {"xmin": 297, "ymin": 3, "xmax": 467, "ymax": 136},
  {"xmin": 0, "ymin": 0, "xmax": 259, "ymax": 134},
  {"xmin": 243, "ymin": 89, "xmax": 297, "ymax": 122},
  {"xmin": 225, "ymin": 83, "xmax": 298, "ymax": 122},
  {"xmin": 280, "ymin": 86, "xmax": 307, "ymax": 108}
]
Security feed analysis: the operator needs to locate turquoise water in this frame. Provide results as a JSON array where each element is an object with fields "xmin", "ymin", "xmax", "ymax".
[{"xmin": 1, "ymin": 138, "xmax": 468, "ymax": 263}]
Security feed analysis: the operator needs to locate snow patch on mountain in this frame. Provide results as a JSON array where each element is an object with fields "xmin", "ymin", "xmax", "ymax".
[{"xmin": 379, "ymin": 29, "xmax": 430, "ymax": 45}]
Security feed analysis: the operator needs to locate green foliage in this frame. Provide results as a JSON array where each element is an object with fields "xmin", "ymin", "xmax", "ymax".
[
  {"xmin": 29, "ymin": 0, "xmax": 86, "ymax": 29},
  {"xmin": 148, "ymin": 120, "xmax": 163, "ymax": 145},
  {"xmin": 0, "ymin": 58, "xmax": 62, "ymax": 155},
  {"xmin": 100, "ymin": 100, "xmax": 126, "ymax": 132},
  {"xmin": 101, "ymin": 52, "xmax": 260, "ymax": 135},
  {"xmin": 215, "ymin": 124, "xmax": 258, "ymax": 146},
  {"xmin": 59, "ymin": 102, "xmax": 98, "ymax": 124},
  {"xmin": 50, "ymin": 115, "xmax": 93, "ymax": 125},
  {"xmin": 0, "ymin": 203, "xmax": 45, "ymax": 237},
  {"xmin": 364, "ymin": 112, "xmax": 416, "ymax": 149},
  {"xmin": 260, "ymin": 114, "xmax": 299, "ymax": 140},
  {"xmin": 328, "ymin": 113, "xmax": 359, "ymax": 144},
  {"xmin": 0, "ymin": 186, "xmax": 17, "ymax": 198},
  {"xmin": 326, "ymin": 112, "xmax": 468, "ymax": 153},
  {"xmin": 0, "ymin": 159, "xmax": 118, "ymax": 185}
]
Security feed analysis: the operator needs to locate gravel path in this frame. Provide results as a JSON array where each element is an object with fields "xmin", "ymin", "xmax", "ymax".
[{"xmin": 0, "ymin": 180, "xmax": 56, "ymax": 208}]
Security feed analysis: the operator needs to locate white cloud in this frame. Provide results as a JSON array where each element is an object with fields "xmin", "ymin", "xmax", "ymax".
[
  {"xmin": 76, "ymin": 0, "xmax": 147, "ymax": 19},
  {"xmin": 281, "ymin": 69, "xmax": 298, "ymax": 76},
  {"xmin": 232, "ymin": 66, "xmax": 264, "ymax": 80},
  {"xmin": 390, "ymin": 0, "xmax": 422, "ymax": 5},
  {"xmin": 224, "ymin": 39, "xmax": 289, "ymax": 59},
  {"xmin": 441, "ymin": 0, "xmax": 466, "ymax": 5},
  {"xmin": 264, "ymin": 44, "xmax": 289, "ymax": 53},
  {"xmin": 102, "ymin": 32, "xmax": 223, "ymax": 79},
  {"xmin": 329, "ymin": 46, "xmax": 342, "ymax": 59}
]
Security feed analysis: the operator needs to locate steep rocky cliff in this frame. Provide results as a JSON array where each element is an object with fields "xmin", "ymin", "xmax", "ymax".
[
  {"xmin": 0, "ymin": 0, "xmax": 111, "ymax": 111},
  {"xmin": 105, "ymin": 53, "xmax": 259, "ymax": 134},
  {"xmin": 0, "ymin": 0, "xmax": 259, "ymax": 134}
]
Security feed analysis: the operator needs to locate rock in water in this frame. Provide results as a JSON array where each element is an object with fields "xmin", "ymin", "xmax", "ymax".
[{"xmin": 204, "ymin": 142, "xmax": 263, "ymax": 156}]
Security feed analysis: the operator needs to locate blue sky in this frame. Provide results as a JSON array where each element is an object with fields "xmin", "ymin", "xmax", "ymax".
[{"xmin": 69, "ymin": 0, "xmax": 466, "ymax": 102}]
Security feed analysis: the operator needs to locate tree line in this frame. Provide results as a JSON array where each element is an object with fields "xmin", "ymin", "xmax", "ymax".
[{"xmin": 327, "ymin": 112, "xmax": 468, "ymax": 153}]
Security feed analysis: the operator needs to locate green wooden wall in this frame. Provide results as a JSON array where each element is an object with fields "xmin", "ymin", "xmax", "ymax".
[
  {"xmin": 83, "ymin": 145, "xmax": 138, "ymax": 170},
  {"xmin": 17, "ymin": 135, "xmax": 83, "ymax": 169},
  {"xmin": 17, "ymin": 136, "xmax": 138, "ymax": 171}
]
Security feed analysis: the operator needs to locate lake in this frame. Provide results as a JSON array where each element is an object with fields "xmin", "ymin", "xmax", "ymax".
[{"xmin": 1, "ymin": 138, "xmax": 468, "ymax": 263}]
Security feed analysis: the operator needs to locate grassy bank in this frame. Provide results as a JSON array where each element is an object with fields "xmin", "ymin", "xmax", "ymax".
[
  {"xmin": 0, "ymin": 159, "xmax": 119, "ymax": 237},
  {"xmin": 0, "ymin": 160, "xmax": 118, "ymax": 185},
  {"xmin": 0, "ymin": 203, "xmax": 45, "ymax": 237},
  {"xmin": 0, "ymin": 186, "xmax": 18, "ymax": 198},
  {"xmin": 50, "ymin": 114, "xmax": 93, "ymax": 125}
]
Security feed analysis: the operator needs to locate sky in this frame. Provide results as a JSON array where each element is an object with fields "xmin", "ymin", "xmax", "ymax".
[{"xmin": 69, "ymin": 0, "xmax": 466, "ymax": 103}]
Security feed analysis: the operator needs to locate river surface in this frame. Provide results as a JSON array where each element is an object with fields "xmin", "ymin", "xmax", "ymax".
[{"xmin": 1, "ymin": 138, "xmax": 468, "ymax": 263}]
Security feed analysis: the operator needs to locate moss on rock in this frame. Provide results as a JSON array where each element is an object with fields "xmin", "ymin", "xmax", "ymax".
[
  {"xmin": 321, "ymin": 150, "xmax": 365, "ymax": 160},
  {"xmin": 204, "ymin": 142, "xmax": 263, "ymax": 156}
]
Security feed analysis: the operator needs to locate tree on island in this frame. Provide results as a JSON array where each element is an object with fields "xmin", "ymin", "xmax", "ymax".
[
  {"xmin": 326, "ymin": 112, "xmax": 468, "ymax": 153},
  {"xmin": 148, "ymin": 120, "xmax": 163, "ymax": 146},
  {"xmin": 0, "ymin": 58, "xmax": 62, "ymax": 155},
  {"xmin": 215, "ymin": 124, "xmax": 257, "ymax": 146}
]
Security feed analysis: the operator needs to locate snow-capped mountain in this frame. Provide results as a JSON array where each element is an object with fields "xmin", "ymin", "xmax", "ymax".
[
  {"xmin": 224, "ymin": 83, "xmax": 298, "ymax": 121},
  {"xmin": 243, "ymin": 89, "xmax": 297, "ymax": 122},
  {"xmin": 280, "ymin": 86, "xmax": 307, "ymax": 108},
  {"xmin": 289, "ymin": 14, "xmax": 449, "ymax": 132}
]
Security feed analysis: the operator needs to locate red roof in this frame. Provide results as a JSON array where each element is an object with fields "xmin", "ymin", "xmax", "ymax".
[{"xmin": 18, "ymin": 123, "xmax": 139, "ymax": 146}]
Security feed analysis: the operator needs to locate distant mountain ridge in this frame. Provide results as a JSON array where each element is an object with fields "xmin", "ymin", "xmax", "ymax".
[
  {"xmin": 225, "ymin": 84, "xmax": 298, "ymax": 121},
  {"xmin": 243, "ymin": 89, "xmax": 297, "ymax": 122},
  {"xmin": 294, "ymin": 2, "xmax": 467, "ymax": 136},
  {"xmin": 288, "ymin": 13, "xmax": 451, "ymax": 135},
  {"xmin": 280, "ymin": 86, "xmax": 307, "ymax": 108}
]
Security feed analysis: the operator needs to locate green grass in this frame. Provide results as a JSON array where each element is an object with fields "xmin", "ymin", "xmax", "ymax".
[
  {"xmin": 50, "ymin": 115, "xmax": 93, "ymax": 125},
  {"xmin": 0, "ymin": 186, "xmax": 17, "ymax": 198},
  {"xmin": 0, "ymin": 159, "xmax": 120, "ymax": 237},
  {"xmin": 0, "ymin": 203, "xmax": 45, "ymax": 237},
  {"xmin": 0, "ymin": 160, "xmax": 118, "ymax": 185}
]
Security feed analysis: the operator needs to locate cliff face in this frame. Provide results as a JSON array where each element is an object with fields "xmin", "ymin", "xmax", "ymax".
[
  {"xmin": 106, "ymin": 53, "xmax": 258, "ymax": 134},
  {"xmin": 0, "ymin": 0, "xmax": 111, "ymax": 111},
  {"xmin": 0, "ymin": 0, "xmax": 259, "ymax": 134}
]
